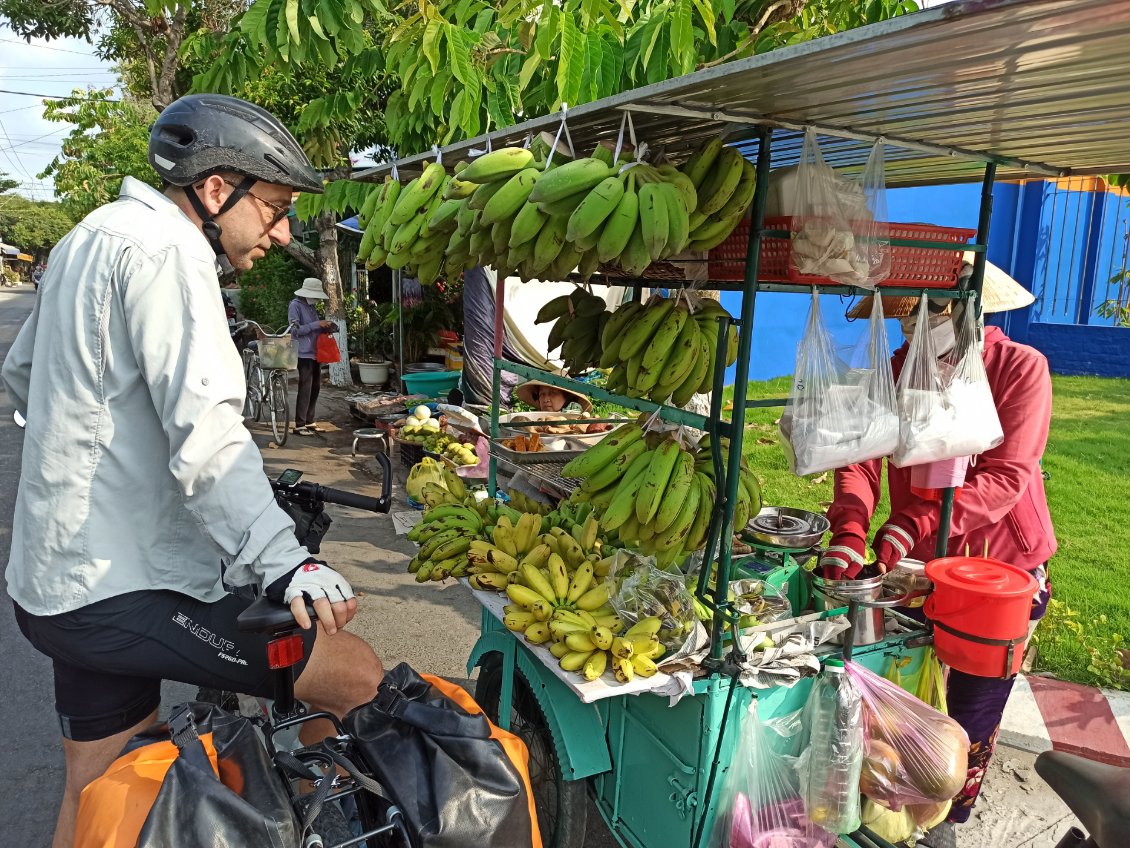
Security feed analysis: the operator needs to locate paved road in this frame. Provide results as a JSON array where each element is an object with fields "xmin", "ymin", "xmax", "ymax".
[{"xmin": 0, "ymin": 286, "xmax": 62, "ymax": 846}]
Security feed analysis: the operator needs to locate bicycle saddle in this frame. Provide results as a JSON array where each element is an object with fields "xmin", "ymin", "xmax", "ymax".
[
  {"xmin": 237, "ymin": 594, "xmax": 314, "ymax": 634},
  {"xmin": 1035, "ymin": 750, "xmax": 1130, "ymax": 848}
]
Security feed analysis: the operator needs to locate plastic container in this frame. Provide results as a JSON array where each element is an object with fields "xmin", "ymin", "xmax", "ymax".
[
  {"xmin": 800, "ymin": 663, "xmax": 863, "ymax": 834},
  {"xmin": 401, "ymin": 370, "xmax": 461, "ymax": 398},
  {"xmin": 709, "ymin": 218, "xmax": 975, "ymax": 287},
  {"xmin": 924, "ymin": 557, "xmax": 1038, "ymax": 677}
]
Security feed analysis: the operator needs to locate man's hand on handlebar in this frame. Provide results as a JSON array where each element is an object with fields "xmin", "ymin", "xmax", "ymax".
[{"xmin": 281, "ymin": 560, "xmax": 357, "ymax": 635}]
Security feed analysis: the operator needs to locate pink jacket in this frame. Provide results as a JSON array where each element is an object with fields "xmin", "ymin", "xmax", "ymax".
[{"xmin": 827, "ymin": 326, "xmax": 1057, "ymax": 571}]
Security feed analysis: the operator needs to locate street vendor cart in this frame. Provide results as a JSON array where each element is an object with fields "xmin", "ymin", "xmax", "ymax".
[{"xmin": 368, "ymin": 1, "xmax": 1130, "ymax": 845}]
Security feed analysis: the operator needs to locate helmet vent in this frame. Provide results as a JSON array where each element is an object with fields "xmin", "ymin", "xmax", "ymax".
[{"xmin": 263, "ymin": 152, "xmax": 291, "ymax": 178}]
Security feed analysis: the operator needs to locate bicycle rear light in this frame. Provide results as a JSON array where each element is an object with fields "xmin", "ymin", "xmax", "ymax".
[{"xmin": 267, "ymin": 634, "xmax": 304, "ymax": 669}]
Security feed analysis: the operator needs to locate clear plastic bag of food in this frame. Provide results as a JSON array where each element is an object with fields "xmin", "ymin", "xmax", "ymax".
[
  {"xmin": 791, "ymin": 129, "xmax": 889, "ymax": 288},
  {"xmin": 892, "ymin": 296, "xmax": 1002, "ymax": 467},
  {"xmin": 846, "ymin": 660, "xmax": 970, "ymax": 810},
  {"xmin": 797, "ymin": 665, "xmax": 864, "ymax": 834},
  {"xmin": 712, "ymin": 700, "xmax": 836, "ymax": 848},
  {"xmin": 606, "ymin": 550, "xmax": 697, "ymax": 653},
  {"xmin": 780, "ymin": 291, "xmax": 898, "ymax": 476}
]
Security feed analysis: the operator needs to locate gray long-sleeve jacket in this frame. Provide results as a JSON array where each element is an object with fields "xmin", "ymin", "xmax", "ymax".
[{"xmin": 3, "ymin": 177, "xmax": 309, "ymax": 616}]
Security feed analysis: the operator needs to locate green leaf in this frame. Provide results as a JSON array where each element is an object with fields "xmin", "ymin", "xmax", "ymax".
[
  {"xmin": 689, "ymin": 0, "xmax": 715, "ymax": 45},
  {"xmin": 409, "ymin": 67, "xmax": 433, "ymax": 112},
  {"xmin": 535, "ymin": 6, "xmax": 557, "ymax": 59},
  {"xmin": 518, "ymin": 50, "xmax": 542, "ymax": 91},
  {"xmin": 431, "ymin": 67, "xmax": 453, "ymax": 117},
  {"xmin": 423, "ymin": 19, "xmax": 444, "ymax": 74},
  {"xmin": 348, "ymin": 0, "xmax": 364, "ymax": 24},
  {"xmin": 241, "ymin": 0, "xmax": 272, "ymax": 47},
  {"xmin": 316, "ymin": 0, "xmax": 341, "ymax": 36},
  {"xmin": 447, "ymin": 25, "xmax": 476, "ymax": 88},
  {"xmin": 285, "ymin": 0, "xmax": 301, "ymax": 46},
  {"xmin": 556, "ymin": 11, "xmax": 584, "ymax": 106},
  {"xmin": 672, "ymin": 0, "xmax": 693, "ymax": 73},
  {"xmin": 584, "ymin": 30, "xmax": 602, "ymax": 102},
  {"xmin": 646, "ymin": 27, "xmax": 669, "ymax": 84}
]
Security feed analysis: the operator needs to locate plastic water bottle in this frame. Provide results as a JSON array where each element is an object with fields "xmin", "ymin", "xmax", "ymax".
[{"xmin": 801, "ymin": 661, "xmax": 863, "ymax": 834}]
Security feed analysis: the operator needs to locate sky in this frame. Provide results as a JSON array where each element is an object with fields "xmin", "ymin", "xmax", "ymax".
[{"xmin": 0, "ymin": 25, "xmax": 119, "ymax": 201}]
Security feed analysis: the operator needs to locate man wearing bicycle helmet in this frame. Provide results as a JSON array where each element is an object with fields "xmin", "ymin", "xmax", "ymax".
[{"xmin": 3, "ymin": 94, "xmax": 384, "ymax": 847}]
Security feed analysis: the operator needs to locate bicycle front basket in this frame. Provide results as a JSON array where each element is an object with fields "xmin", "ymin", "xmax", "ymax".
[{"xmin": 260, "ymin": 335, "xmax": 298, "ymax": 370}]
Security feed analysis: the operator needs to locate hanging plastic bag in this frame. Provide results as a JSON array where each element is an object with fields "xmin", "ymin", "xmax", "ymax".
[
  {"xmin": 943, "ymin": 300, "xmax": 1003, "ymax": 454},
  {"xmin": 607, "ymin": 549, "xmax": 698, "ymax": 654},
  {"xmin": 780, "ymin": 291, "xmax": 899, "ymax": 476},
  {"xmin": 791, "ymin": 129, "xmax": 890, "ymax": 288},
  {"xmin": 710, "ymin": 700, "xmax": 836, "ymax": 848},
  {"xmin": 891, "ymin": 296, "xmax": 1002, "ymax": 466},
  {"xmin": 798, "ymin": 664, "xmax": 864, "ymax": 834},
  {"xmin": 846, "ymin": 661, "xmax": 969, "ymax": 810},
  {"xmin": 316, "ymin": 333, "xmax": 341, "ymax": 364}
]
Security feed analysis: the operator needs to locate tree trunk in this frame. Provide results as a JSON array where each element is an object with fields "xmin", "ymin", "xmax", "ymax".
[{"xmin": 314, "ymin": 209, "xmax": 352, "ymax": 387}]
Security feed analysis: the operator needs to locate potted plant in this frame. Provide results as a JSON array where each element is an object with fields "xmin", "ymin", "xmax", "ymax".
[{"xmin": 357, "ymin": 302, "xmax": 393, "ymax": 386}]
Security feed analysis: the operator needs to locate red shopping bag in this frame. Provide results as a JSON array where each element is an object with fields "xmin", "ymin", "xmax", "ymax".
[{"xmin": 316, "ymin": 333, "xmax": 340, "ymax": 364}]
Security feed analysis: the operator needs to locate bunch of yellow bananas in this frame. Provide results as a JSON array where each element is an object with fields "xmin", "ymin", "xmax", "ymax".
[
  {"xmin": 468, "ymin": 513, "xmax": 609, "ymax": 589},
  {"xmin": 506, "ymin": 488, "xmax": 553, "ymax": 516},
  {"xmin": 601, "ymin": 295, "xmax": 740, "ymax": 406},
  {"xmin": 505, "ymin": 561, "xmax": 666, "ymax": 683}
]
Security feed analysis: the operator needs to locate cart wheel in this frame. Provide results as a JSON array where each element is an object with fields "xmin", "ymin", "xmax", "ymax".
[
  {"xmin": 475, "ymin": 656, "xmax": 588, "ymax": 848},
  {"xmin": 270, "ymin": 371, "xmax": 289, "ymax": 446}
]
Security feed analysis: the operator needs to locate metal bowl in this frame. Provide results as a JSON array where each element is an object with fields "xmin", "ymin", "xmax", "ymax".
[{"xmin": 741, "ymin": 506, "xmax": 830, "ymax": 549}]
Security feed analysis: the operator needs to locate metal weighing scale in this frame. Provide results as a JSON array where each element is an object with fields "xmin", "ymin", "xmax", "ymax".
[{"xmin": 734, "ymin": 506, "xmax": 831, "ymax": 614}]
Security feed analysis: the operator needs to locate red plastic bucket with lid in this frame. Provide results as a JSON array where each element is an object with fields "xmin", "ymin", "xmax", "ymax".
[{"xmin": 924, "ymin": 557, "xmax": 1038, "ymax": 678}]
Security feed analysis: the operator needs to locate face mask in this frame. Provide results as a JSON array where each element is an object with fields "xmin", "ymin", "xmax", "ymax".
[{"xmin": 900, "ymin": 313, "xmax": 956, "ymax": 357}]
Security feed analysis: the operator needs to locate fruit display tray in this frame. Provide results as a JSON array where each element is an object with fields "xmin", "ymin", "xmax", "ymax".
[
  {"xmin": 466, "ymin": 582, "xmax": 676, "ymax": 704},
  {"xmin": 490, "ymin": 438, "xmax": 588, "ymax": 466},
  {"xmin": 491, "ymin": 454, "xmax": 582, "ymax": 498}
]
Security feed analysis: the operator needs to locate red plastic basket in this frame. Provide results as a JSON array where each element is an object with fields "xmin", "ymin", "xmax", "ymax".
[{"xmin": 709, "ymin": 217, "xmax": 976, "ymax": 287}]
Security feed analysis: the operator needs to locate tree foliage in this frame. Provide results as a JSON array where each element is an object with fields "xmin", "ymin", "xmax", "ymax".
[
  {"xmin": 0, "ymin": 172, "xmax": 19, "ymax": 194},
  {"xmin": 0, "ymin": 195, "xmax": 76, "ymax": 255},
  {"xmin": 203, "ymin": 0, "xmax": 917, "ymax": 156},
  {"xmin": 37, "ymin": 91, "xmax": 158, "ymax": 219}
]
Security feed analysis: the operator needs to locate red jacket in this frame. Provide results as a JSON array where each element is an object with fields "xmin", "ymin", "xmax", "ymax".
[{"xmin": 827, "ymin": 326, "xmax": 1057, "ymax": 571}]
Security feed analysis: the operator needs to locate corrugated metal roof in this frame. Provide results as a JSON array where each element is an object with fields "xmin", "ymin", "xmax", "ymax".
[{"xmin": 358, "ymin": 0, "xmax": 1130, "ymax": 187}]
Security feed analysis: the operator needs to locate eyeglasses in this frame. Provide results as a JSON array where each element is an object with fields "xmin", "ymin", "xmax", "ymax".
[
  {"xmin": 221, "ymin": 177, "xmax": 292, "ymax": 229},
  {"xmin": 195, "ymin": 176, "xmax": 292, "ymax": 230}
]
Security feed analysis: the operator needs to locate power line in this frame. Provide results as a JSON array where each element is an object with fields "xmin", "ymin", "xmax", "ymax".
[
  {"xmin": 0, "ymin": 88, "xmax": 120, "ymax": 102},
  {"xmin": 0, "ymin": 37, "xmax": 98, "ymax": 57},
  {"xmin": 0, "ymin": 118, "xmax": 33, "ymax": 179}
]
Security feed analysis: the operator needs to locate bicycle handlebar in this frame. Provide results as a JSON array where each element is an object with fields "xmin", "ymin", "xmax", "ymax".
[{"xmin": 271, "ymin": 453, "xmax": 393, "ymax": 514}]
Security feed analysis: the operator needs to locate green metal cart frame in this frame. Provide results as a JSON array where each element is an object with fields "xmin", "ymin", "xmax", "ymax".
[{"xmin": 457, "ymin": 123, "xmax": 995, "ymax": 848}]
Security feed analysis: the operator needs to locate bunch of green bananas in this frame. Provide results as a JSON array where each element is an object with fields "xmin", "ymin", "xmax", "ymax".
[
  {"xmin": 357, "ymin": 162, "xmax": 454, "ymax": 284},
  {"xmin": 406, "ymin": 502, "xmax": 483, "ymax": 582},
  {"xmin": 534, "ymin": 288, "xmax": 609, "ymax": 375},
  {"xmin": 561, "ymin": 423, "xmax": 717, "ymax": 568},
  {"xmin": 600, "ymin": 296, "xmax": 740, "ymax": 406},
  {"xmin": 695, "ymin": 434, "xmax": 763, "ymax": 532},
  {"xmin": 679, "ymin": 139, "xmax": 758, "ymax": 251}
]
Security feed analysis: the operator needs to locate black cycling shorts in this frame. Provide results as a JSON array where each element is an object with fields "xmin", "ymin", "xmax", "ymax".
[{"xmin": 13, "ymin": 590, "xmax": 317, "ymax": 742}]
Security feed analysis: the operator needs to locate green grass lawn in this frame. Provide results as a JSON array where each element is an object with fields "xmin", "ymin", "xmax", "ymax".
[{"xmin": 724, "ymin": 375, "xmax": 1130, "ymax": 690}]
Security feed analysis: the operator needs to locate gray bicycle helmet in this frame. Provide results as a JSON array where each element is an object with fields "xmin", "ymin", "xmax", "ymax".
[
  {"xmin": 150, "ymin": 94, "xmax": 323, "ymax": 273},
  {"xmin": 150, "ymin": 93, "xmax": 322, "ymax": 193}
]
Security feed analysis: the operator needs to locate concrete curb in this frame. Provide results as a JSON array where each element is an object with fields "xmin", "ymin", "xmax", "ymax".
[{"xmin": 1000, "ymin": 673, "xmax": 1130, "ymax": 766}]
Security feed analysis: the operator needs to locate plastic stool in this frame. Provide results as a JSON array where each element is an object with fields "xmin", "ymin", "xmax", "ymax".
[{"xmin": 352, "ymin": 427, "xmax": 388, "ymax": 457}]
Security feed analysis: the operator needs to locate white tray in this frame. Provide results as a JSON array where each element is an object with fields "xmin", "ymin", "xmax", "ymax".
[{"xmin": 461, "ymin": 580, "xmax": 675, "ymax": 704}]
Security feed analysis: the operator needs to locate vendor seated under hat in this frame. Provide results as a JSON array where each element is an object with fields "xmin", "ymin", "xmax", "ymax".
[{"xmin": 515, "ymin": 379, "xmax": 593, "ymax": 414}]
